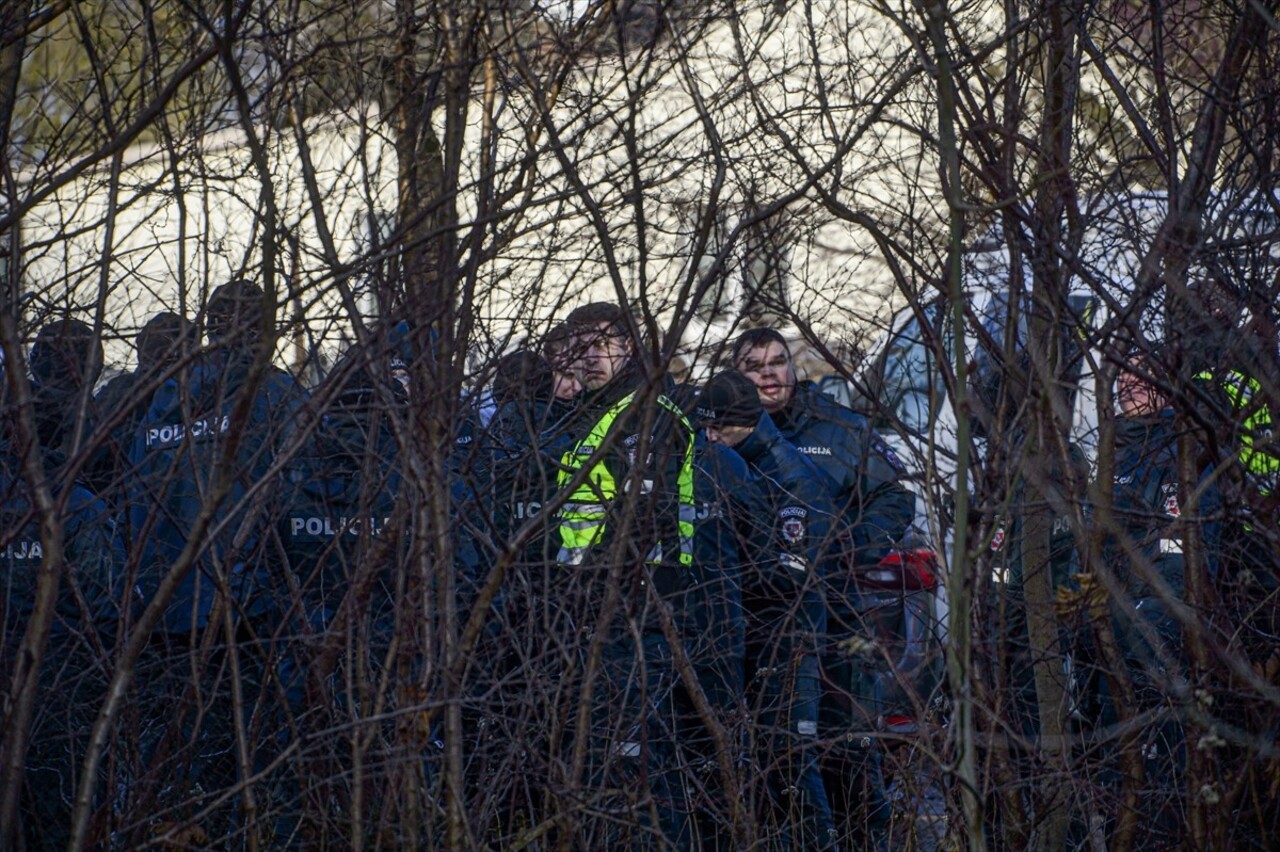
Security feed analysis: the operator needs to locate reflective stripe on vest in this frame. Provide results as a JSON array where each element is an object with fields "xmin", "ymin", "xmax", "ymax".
[
  {"xmin": 1196, "ymin": 368, "xmax": 1279, "ymax": 493},
  {"xmin": 556, "ymin": 391, "xmax": 695, "ymax": 567}
]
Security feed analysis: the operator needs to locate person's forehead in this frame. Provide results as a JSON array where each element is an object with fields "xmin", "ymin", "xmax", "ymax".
[
  {"xmin": 1119, "ymin": 356, "xmax": 1150, "ymax": 377},
  {"xmin": 742, "ymin": 340, "xmax": 789, "ymax": 363},
  {"xmin": 1117, "ymin": 367, "xmax": 1155, "ymax": 393},
  {"xmin": 574, "ymin": 320, "xmax": 619, "ymax": 340}
]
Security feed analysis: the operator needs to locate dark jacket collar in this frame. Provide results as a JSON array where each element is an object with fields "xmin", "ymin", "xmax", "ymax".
[
  {"xmin": 579, "ymin": 359, "xmax": 638, "ymax": 411},
  {"xmin": 579, "ymin": 359, "xmax": 677, "ymax": 413},
  {"xmin": 770, "ymin": 380, "xmax": 825, "ymax": 433},
  {"xmin": 1115, "ymin": 408, "xmax": 1177, "ymax": 452}
]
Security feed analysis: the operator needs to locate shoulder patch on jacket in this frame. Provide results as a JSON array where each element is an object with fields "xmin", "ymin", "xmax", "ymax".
[
  {"xmin": 782, "ymin": 516, "xmax": 806, "ymax": 544},
  {"xmin": 873, "ymin": 435, "xmax": 905, "ymax": 473}
]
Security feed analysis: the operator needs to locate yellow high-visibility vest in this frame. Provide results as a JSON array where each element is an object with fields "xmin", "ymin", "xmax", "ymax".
[
  {"xmin": 556, "ymin": 391, "xmax": 695, "ymax": 567},
  {"xmin": 1197, "ymin": 368, "xmax": 1278, "ymax": 495}
]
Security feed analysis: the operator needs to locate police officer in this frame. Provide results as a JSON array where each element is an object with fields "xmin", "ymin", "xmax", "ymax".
[
  {"xmin": 124, "ymin": 278, "xmax": 307, "ymax": 841},
  {"xmin": 667, "ymin": 380, "xmax": 754, "ymax": 850},
  {"xmin": 470, "ymin": 347, "xmax": 567, "ymax": 838},
  {"xmin": 275, "ymin": 345, "xmax": 422, "ymax": 843},
  {"xmin": 129, "ymin": 279, "xmax": 305, "ymax": 632},
  {"xmin": 489, "ymin": 326, "xmax": 582, "ymax": 545},
  {"xmin": 1177, "ymin": 275, "xmax": 1279, "ymax": 671},
  {"xmin": 986, "ymin": 445, "xmax": 1087, "ymax": 739},
  {"xmin": 28, "ymin": 317, "xmax": 101, "ymax": 455},
  {"xmin": 28, "ymin": 318, "xmax": 112, "ymax": 496},
  {"xmin": 697, "ymin": 369, "xmax": 839, "ymax": 851},
  {"xmin": 731, "ymin": 329, "xmax": 912, "ymax": 569},
  {"xmin": 92, "ymin": 311, "xmax": 188, "ymax": 502},
  {"xmin": 2, "ymin": 368, "xmax": 122, "ymax": 850},
  {"xmin": 733, "ymin": 328, "xmax": 911, "ymax": 842},
  {"xmin": 1100, "ymin": 352, "xmax": 1222, "ymax": 846},
  {"xmin": 554, "ymin": 302, "xmax": 694, "ymax": 849},
  {"xmin": 281, "ymin": 346, "xmax": 406, "ymax": 671},
  {"xmin": 488, "ymin": 348, "xmax": 576, "ymax": 582}
]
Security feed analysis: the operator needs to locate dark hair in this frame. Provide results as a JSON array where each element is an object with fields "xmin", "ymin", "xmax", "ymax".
[
  {"xmin": 493, "ymin": 349, "xmax": 554, "ymax": 407},
  {"xmin": 137, "ymin": 311, "xmax": 188, "ymax": 369},
  {"xmin": 730, "ymin": 327, "xmax": 789, "ymax": 366},
  {"xmin": 544, "ymin": 322, "xmax": 574, "ymax": 363},
  {"xmin": 30, "ymin": 317, "xmax": 102, "ymax": 390},
  {"xmin": 1118, "ymin": 343, "xmax": 1164, "ymax": 384},
  {"xmin": 565, "ymin": 302, "xmax": 632, "ymax": 339},
  {"xmin": 207, "ymin": 279, "xmax": 265, "ymax": 342}
]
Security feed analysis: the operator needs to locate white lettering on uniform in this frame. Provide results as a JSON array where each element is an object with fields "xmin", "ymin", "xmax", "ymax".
[
  {"xmin": 695, "ymin": 502, "xmax": 720, "ymax": 521},
  {"xmin": 289, "ymin": 516, "xmax": 390, "ymax": 538},
  {"xmin": 146, "ymin": 415, "xmax": 231, "ymax": 449},
  {"xmin": 797, "ymin": 446, "xmax": 833, "ymax": 456},
  {"xmin": 2, "ymin": 540, "xmax": 43, "ymax": 560}
]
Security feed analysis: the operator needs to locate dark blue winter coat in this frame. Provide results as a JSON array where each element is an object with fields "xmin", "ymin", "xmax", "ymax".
[
  {"xmin": 487, "ymin": 394, "xmax": 577, "ymax": 566},
  {"xmin": 769, "ymin": 381, "xmax": 912, "ymax": 633},
  {"xmin": 769, "ymin": 381, "xmax": 912, "ymax": 564},
  {"xmin": 1104, "ymin": 410, "xmax": 1222, "ymax": 686},
  {"xmin": 989, "ymin": 443, "xmax": 1087, "ymax": 595},
  {"xmin": 127, "ymin": 350, "xmax": 307, "ymax": 634},
  {"xmin": 279, "ymin": 374, "xmax": 486, "ymax": 689},
  {"xmin": 1, "ymin": 445, "xmax": 121, "ymax": 640},
  {"xmin": 733, "ymin": 413, "xmax": 836, "ymax": 648},
  {"xmin": 1106, "ymin": 410, "xmax": 1222, "ymax": 600},
  {"xmin": 281, "ymin": 401, "xmax": 402, "ymax": 633},
  {"xmin": 687, "ymin": 437, "xmax": 757, "ymax": 663}
]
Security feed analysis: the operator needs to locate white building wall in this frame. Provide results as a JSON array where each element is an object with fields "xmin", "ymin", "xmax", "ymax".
[{"xmin": 19, "ymin": 0, "xmax": 958, "ymax": 375}]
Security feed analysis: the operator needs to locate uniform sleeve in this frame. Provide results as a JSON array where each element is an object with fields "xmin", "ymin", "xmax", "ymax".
[
  {"xmin": 645, "ymin": 406, "xmax": 695, "ymax": 571},
  {"xmin": 776, "ymin": 455, "xmax": 838, "ymax": 630},
  {"xmin": 65, "ymin": 486, "xmax": 123, "ymax": 630},
  {"xmin": 266, "ymin": 369, "xmax": 310, "ymax": 459},
  {"xmin": 842, "ymin": 422, "xmax": 914, "ymax": 560},
  {"xmin": 772, "ymin": 477, "xmax": 836, "ymax": 582}
]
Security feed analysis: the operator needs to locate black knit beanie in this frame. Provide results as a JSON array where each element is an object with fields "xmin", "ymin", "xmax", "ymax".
[{"xmin": 696, "ymin": 370, "xmax": 762, "ymax": 427}]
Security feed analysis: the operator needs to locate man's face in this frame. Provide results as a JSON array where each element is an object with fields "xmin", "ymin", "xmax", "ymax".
[
  {"xmin": 573, "ymin": 321, "xmax": 632, "ymax": 391},
  {"xmin": 547, "ymin": 346, "xmax": 582, "ymax": 400},
  {"xmin": 1117, "ymin": 361, "xmax": 1164, "ymax": 417},
  {"xmin": 736, "ymin": 340, "xmax": 796, "ymax": 413},
  {"xmin": 704, "ymin": 422, "xmax": 754, "ymax": 448},
  {"xmin": 552, "ymin": 368, "xmax": 581, "ymax": 401}
]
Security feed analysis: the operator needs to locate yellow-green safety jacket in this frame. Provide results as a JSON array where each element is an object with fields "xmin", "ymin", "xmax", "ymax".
[
  {"xmin": 556, "ymin": 391, "xmax": 696, "ymax": 569},
  {"xmin": 1196, "ymin": 367, "xmax": 1278, "ymax": 495}
]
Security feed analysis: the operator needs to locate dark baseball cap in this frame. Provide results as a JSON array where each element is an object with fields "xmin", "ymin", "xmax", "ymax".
[{"xmin": 696, "ymin": 370, "xmax": 762, "ymax": 427}]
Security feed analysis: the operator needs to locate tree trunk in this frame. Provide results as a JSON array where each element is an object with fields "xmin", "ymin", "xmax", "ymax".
[{"xmin": 1023, "ymin": 4, "xmax": 1083, "ymax": 849}]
